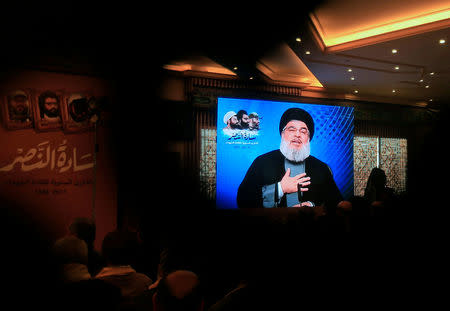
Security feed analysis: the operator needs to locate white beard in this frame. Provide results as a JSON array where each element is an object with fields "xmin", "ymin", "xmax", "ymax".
[{"xmin": 280, "ymin": 139, "xmax": 310, "ymax": 162}]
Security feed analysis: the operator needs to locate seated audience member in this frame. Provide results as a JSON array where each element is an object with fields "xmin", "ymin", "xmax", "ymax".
[
  {"xmin": 364, "ymin": 167, "xmax": 399, "ymax": 229},
  {"xmin": 134, "ymin": 245, "xmax": 197, "ymax": 311},
  {"xmin": 153, "ymin": 270, "xmax": 204, "ymax": 311},
  {"xmin": 206, "ymin": 246, "xmax": 284, "ymax": 311},
  {"xmin": 95, "ymin": 230, "xmax": 152, "ymax": 300},
  {"xmin": 207, "ymin": 280, "xmax": 250, "ymax": 311},
  {"xmin": 152, "ymin": 245, "xmax": 196, "ymax": 288},
  {"xmin": 207, "ymin": 279, "xmax": 290, "ymax": 311},
  {"xmin": 52, "ymin": 235, "xmax": 91, "ymax": 283},
  {"xmin": 69, "ymin": 217, "xmax": 105, "ymax": 276},
  {"xmin": 364, "ymin": 167, "xmax": 395, "ymax": 209}
]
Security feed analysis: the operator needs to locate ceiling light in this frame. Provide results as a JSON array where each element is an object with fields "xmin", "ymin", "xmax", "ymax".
[
  {"xmin": 313, "ymin": 10, "xmax": 450, "ymax": 47},
  {"xmin": 350, "ymin": 77, "xmax": 355, "ymax": 80},
  {"xmin": 347, "ymin": 68, "xmax": 352, "ymax": 72},
  {"xmin": 392, "ymin": 49, "xmax": 398, "ymax": 54},
  {"xmin": 249, "ymin": 77, "xmax": 253, "ymax": 80},
  {"xmin": 425, "ymin": 85, "xmax": 430, "ymax": 88},
  {"xmin": 394, "ymin": 66, "xmax": 400, "ymax": 70},
  {"xmin": 419, "ymin": 79, "xmax": 423, "ymax": 82},
  {"xmin": 305, "ymin": 51, "xmax": 311, "ymax": 55},
  {"xmin": 439, "ymin": 39, "xmax": 446, "ymax": 44},
  {"xmin": 353, "ymin": 90, "xmax": 358, "ymax": 94},
  {"xmin": 429, "ymin": 99, "xmax": 433, "ymax": 102},
  {"xmin": 296, "ymin": 38, "xmax": 302, "ymax": 42},
  {"xmin": 392, "ymin": 89, "xmax": 396, "ymax": 93},
  {"xmin": 233, "ymin": 66, "xmax": 238, "ymax": 70},
  {"xmin": 430, "ymin": 72, "xmax": 434, "ymax": 75}
]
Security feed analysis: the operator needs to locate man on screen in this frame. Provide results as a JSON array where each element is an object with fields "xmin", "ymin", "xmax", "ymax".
[{"xmin": 237, "ymin": 107, "xmax": 350, "ymax": 212}]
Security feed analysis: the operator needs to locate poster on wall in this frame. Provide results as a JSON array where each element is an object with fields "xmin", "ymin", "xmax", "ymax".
[
  {"xmin": 1, "ymin": 89, "xmax": 34, "ymax": 130},
  {"xmin": 216, "ymin": 97, "xmax": 354, "ymax": 209},
  {"xmin": 33, "ymin": 90, "xmax": 64, "ymax": 131},
  {"xmin": 0, "ymin": 71, "xmax": 116, "ymax": 251}
]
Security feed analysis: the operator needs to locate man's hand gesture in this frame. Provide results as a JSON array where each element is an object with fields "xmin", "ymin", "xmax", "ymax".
[{"xmin": 280, "ymin": 168, "xmax": 311, "ymax": 194}]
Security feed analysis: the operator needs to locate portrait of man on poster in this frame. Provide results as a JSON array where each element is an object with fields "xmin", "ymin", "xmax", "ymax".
[
  {"xmin": 33, "ymin": 90, "xmax": 63, "ymax": 131},
  {"xmin": 38, "ymin": 90, "xmax": 62, "ymax": 122},
  {"xmin": 1, "ymin": 89, "xmax": 34, "ymax": 130}
]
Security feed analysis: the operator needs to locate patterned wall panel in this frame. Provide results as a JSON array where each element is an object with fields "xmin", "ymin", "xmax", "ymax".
[
  {"xmin": 380, "ymin": 138, "xmax": 407, "ymax": 194},
  {"xmin": 354, "ymin": 136, "xmax": 378, "ymax": 197},
  {"xmin": 354, "ymin": 136, "xmax": 408, "ymax": 197},
  {"xmin": 199, "ymin": 128, "xmax": 217, "ymax": 200}
]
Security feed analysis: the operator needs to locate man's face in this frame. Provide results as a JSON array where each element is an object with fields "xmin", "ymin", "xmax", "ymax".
[
  {"xmin": 229, "ymin": 115, "xmax": 239, "ymax": 128},
  {"xmin": 9, "ymin": 95, "xmax": 28, "ymax": 115},
  {"xmin": 44, "ymin": 97, "xmax": 60, "ymax": 117},
  {"xmin": 240, "ymin": 114, "xmax": 249, "ymax": 127},
  {"xmin": 281, "ymin": 120, "xmax": 309, "ymax": 150},
  {"xmin": 251, "ymin": 117, "xmax": 259, "ymax": 127}
]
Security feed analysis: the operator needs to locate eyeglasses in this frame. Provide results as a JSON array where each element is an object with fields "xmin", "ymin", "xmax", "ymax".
[{"xmin": 283, "ymin": 126, "xmax": 309, "ymax": 135}]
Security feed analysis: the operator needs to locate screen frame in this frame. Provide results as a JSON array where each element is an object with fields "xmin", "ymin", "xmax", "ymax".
[{"xmin": 215, "ymin": 96, "xmax": 354, "ymax": 209}]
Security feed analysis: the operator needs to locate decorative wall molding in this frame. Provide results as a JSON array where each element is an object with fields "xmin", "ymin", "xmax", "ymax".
[{"xmin": 186, "ymin": 75, "xmax": 304, "ymax": 100}]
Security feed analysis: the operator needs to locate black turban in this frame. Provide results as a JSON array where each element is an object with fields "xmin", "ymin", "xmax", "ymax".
[{"xmin": 279, "ymin": 107, "xmax": 314, "ymax": 140}]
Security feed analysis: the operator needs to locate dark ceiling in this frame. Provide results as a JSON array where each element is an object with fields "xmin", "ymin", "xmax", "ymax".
[
  {"xmin": 0, "ymin": 1, "xmax": 319, "ymax": 75},
  {"xmin": 1, "ymin": 1, "xmax": 448, "ymax": 109}
]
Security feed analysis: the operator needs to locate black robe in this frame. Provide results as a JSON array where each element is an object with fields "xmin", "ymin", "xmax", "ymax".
[{"xmin": 237, "ymin": 150, "xmax": 343, "ymax": 210}]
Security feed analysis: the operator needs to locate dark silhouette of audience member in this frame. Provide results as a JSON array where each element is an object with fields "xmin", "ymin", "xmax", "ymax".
[
  {"xmin": 133, "ymin": 245, "xmax": 199, "ymax": 311},
  {"xmin": 206, "ymin": 279, "xmax": 291, "ymax": 311},
  {"xmin": 153, "ymin": 270, "xmax": 204, "ymax": 311},
  {"xmin": 207, "ymin": 279, "xmax": 251, "ymax": 311},
  {"xmin": 69, "ymin": 217, "xmax": 105, "ymax": 276},
  {"xmin": 152, "ymin": 245, "xmax": 199, "ymax": 287},
  {"xmin": 363, "ymin": 167, "xmax": 398, "ymax": 231},
  {"xmin": 364, "ymin": 167, "xmax": 393, "ymax": 206},
  {"xmin": 95, "ymin": 230, "xmax": 152, "ymax": 303},
  {"xmin": 51, "ymin": 235, "xmax": 91, "ymax": 283},
  {"xmin": 206, "ymin": 241, "xmax": 288, "ymax": 311}
]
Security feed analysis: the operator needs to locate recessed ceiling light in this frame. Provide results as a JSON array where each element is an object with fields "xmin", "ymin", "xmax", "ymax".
[
  {"xmin": 347, "ymin": 68, "xmax": 352, "ymax": 72},
  {"xmin": 392, "ymin": 49, "xmax": 398, "ymax": 54},
  {"xmin": 392, "ymin": 89, "xmax": 396, "ymax": 93},
  {"xmin": 305, "ymin": 51, "xmax": 311, "ymax": 55},
  {"xmin": 296, "ymin": 37, "xmax": 302, "ymax": 42},
  {"xmin": 394, "ymin": 66, "xmax": 400, "ymax": 70},
  {"xmin": 429, "ymin": 99, "xmax": 433, "ymax": 102},
  {"xmin": 350, "ymin": 77, "xmax": 355, "ymax": 80},
  {"xmin": 233, "ymin": 66, "xmax": 238, "ymax": 70},
  {"xmin": 419, "ymin": 79, "xmax": 423, "ymax": 82},
  {"xmin": 249, "ymin": 76, "xmax": 253, "ymax": 80},
  {"xmin": 353, "ymin": 90, "xmax": 358, "ymax": 94},
  {"xmin": 439, "ymin": 39, "xmax": 446, "ymax": 44},
  {"xmin": 425, "ymin": 85, "xmax": 430, "ymax": 88},
  {"xmin": 430, "ymin": 72, "xmax": 434, "ymax": 75}
]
